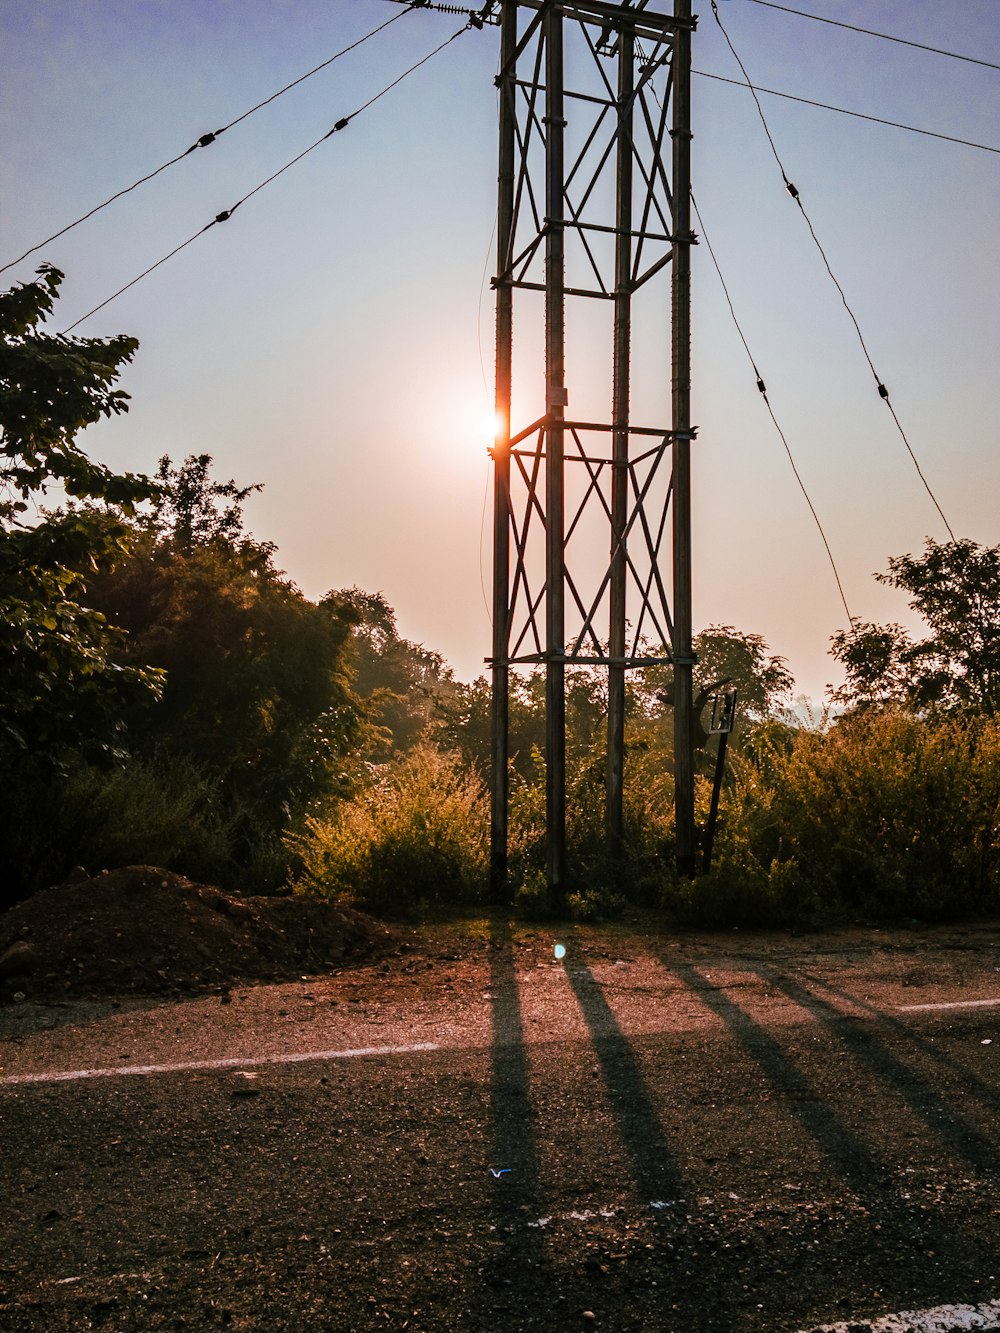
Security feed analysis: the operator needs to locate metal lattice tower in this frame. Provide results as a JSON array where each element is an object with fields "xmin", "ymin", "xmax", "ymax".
[{"xmin": 490, "ymin": 0, "xmax": 697, "ymax": 900}]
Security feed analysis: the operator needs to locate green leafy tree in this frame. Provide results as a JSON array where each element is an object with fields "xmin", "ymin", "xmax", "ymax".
[
  {"xmin": 0, "ymin": 266, "xmax": 149, "ymax": 509},
  {"xmin": 87, "ymin": 457, "xmax": 363, "ymax": 837},
  {"xmin": 831, "ymin": 538, "xmax": 1000, "ymax": 716},
  {"xmin": 330, "ymin": 587, "xmax": 457, "ymax": 759},
  {"xmin": 690, "ymin": 626, "xmax": 794, "ymax": 725},
  {"xmin": 434, "ymin": 672, "xmax": 545, "ymax": 779},
  {"xmin": 0, "ymin": 266, "xmax": 160, "ymax": 770},
  {"xmin": 149, "ymin": 452, "xmax": 262, "ymax": 554},
  {"xmin": 631, "ymin": 627, "xmax": 793, "ymax": 755},
  {"xmin": 439, "ymin": 627, "xmax": 792, "ymax": 787}
]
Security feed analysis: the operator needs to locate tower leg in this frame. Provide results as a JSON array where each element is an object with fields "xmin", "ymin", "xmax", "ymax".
[{"xmin": 607, "ymin": 30, "xmax": 636, "ymax": 861}]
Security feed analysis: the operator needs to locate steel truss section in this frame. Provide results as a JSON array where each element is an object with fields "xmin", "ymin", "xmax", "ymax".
[{"xmin": 490, "ymin": 0, "xmax": 696, "ymax": 900}]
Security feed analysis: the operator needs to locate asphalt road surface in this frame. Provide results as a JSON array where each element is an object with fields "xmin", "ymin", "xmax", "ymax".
[{"xmin": 3, "ymin": 918, "xmax": 1000, "ymax": 1331}]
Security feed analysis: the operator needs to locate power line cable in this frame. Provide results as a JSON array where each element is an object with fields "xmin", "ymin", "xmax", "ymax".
[
  {"xmin": 709, "ymin": 0, "xmax": 956, "ymax": 542},
  {"xmin": 747, "ymin": 0, "xmax": 1000, "ymax": 74},
  {"xmin": 60, "ymin": 22, "xmax": 472, "ymax": 335},
  {"xmin": 635, "ymin": 35, "xmax": 853, "ymax": 625},
  {"xmin": 693, "ymin": 69, "xmax": 1000, "ymax": 155},
  {"xmin": 9, "ymin": 7, "xmax": 990, "ymax": 287},
  {"xmin": 635, "ymin": 37, "xmax": 855, "ymax": 626},
  {"xmin": 1, "ymin": 7, "xmax": 415, "ymax": 277},
  {"xmin": 692, "ymin": 191, "xmax": 854, "ymax": 628}
]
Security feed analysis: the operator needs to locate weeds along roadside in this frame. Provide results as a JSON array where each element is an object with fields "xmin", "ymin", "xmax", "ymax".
[{"xmin": 284, "ymin": 712, "xmax": 1000, "ymax": 929}]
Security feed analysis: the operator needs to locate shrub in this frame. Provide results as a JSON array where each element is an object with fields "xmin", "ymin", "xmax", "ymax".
[
  {"xmin": 1, "ymin": 755, "xmax": 241, "ymax": 906},
  {"xmin": 287, "ymin": 745, "xmax": 488, "ymax": 917},
  {"xmin": 504, "ymin": 738, "xmax": 680, "ymax": 910},
  {"xmin": 680, "ymin": 711, "xmax": 1000, "ymax": 925},
  {"xmin": 566, "ymin": 884, "xmax": 627, "ymax": 922},
  {"xmin": 512, "ymin": 868, "xmax": 550, "ymax": 919},
  {"xmin": 667, "ymin": 856, "xmax": 811, "ymax": 929}
]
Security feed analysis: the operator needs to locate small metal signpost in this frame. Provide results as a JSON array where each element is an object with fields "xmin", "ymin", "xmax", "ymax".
[{"xmin": 703, "ymin": 688, "xmax": 738, "ymax": 872}]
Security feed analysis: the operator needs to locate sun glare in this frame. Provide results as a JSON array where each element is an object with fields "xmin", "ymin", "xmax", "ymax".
[
  {"xmin": 448, "ymin": 387, "xmax": 505, "ymax": 453},
  {"xmin": 482, "ymin": 409, "xmax": 504, "ymax": 445}
]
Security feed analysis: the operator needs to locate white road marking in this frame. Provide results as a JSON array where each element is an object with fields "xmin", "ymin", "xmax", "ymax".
[
  {"xmin": 0, "ymin": 1042, "xmax": 439, "ymax": 1087},
  {"xmin": 800, "ymin": 1297, "xmax": 1000, "ymax": 1332},
  {"xmin": 898, "ymin": 998, "xmax": 1000, "ymax": 1013}
]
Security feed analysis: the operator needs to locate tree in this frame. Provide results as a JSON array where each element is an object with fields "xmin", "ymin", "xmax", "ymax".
[
  {"xmin": 632, "ymin": 627, "xmax": 793, "ymax": 752},
  {"xmin": 438, "ymin": 627, "xmax": 793, "ymax": 782},
  {"xmin": 330, "ymin": 587, "xmax": 457, "ymax": 759},
  {"xmin": 434, "ymin": 672, "xmax": 527, "ymax": 778},
  {"xmin": 149, "ymin": 453, "xmax": 263, "ymax": 554},
  {"xmin": 0, "ymin": 266, "xmax": 149, "ymax": 512},
  {"xmin": 0, "ymin": 266, "xmax": 160, "ymax": 769},
  {"xmin": 831, "ymin": 538, "xmax": 1000, "ymax": 716},
  {"xmin": 690, "ymin": 626, "xmax": 794, "ymax": 725},
  {"xmin": 87, "ymin": 457, "xmax": 364, "ymax": 829}
]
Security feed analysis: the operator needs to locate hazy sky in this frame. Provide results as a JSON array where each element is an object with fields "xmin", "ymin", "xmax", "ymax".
[{"xmin": 2, "ymin": 0, "xmax": 998, "ymax": 701}]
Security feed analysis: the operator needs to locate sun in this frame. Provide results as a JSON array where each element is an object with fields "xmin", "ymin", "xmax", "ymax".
[
  {"xmin": 444, "ymin": 385, "xmax": 505, "ymax": 453},
  {"xmin": 482, "ymin": 408, "xmax": 504, "ymax": 445}
]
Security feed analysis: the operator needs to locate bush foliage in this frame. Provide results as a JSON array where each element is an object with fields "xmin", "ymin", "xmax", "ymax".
[
  {"xmin": 675, "ymin": 711, "xmax": 1000, "ymax": 926},
  {"xmin": 288, "ymin": 746, "xmax": 488, "ymax": 918}
]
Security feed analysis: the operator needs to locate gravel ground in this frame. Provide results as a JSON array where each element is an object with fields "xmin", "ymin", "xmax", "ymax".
[{"xmin": 3, "ymin": 913, "xmax": 1000, "ymax": 1331}]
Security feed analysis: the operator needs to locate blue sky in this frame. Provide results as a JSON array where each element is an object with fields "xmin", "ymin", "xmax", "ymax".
[{"xmin": 2, "ymin": 0, "xmax": 998, "ymax": 700}]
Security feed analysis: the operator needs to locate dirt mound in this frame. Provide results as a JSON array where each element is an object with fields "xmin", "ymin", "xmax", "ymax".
[{"xmin": 0, "ymin": 866, "xmax": 399, "ymax": 1001}]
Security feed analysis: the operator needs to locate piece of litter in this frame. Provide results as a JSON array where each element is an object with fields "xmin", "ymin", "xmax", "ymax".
[
  {"xmin": 983, "ymin": 1039, "xmax": 992, "ymax": 1045},
  {"xmin": 490, "ymin": 1168, "xmax": 512, "ymax": 1178},
  {"xmin": 554, "ymin": 943, "xmax": 566, "ymax": 960}
]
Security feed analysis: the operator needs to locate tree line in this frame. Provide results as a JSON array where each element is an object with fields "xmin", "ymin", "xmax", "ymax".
[{"xmin": 3, "ymin": 267, "xmax": 999, "ymax": 924}]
